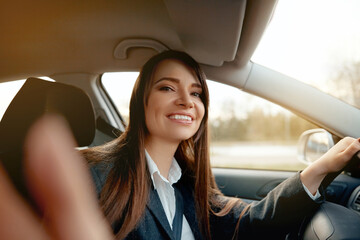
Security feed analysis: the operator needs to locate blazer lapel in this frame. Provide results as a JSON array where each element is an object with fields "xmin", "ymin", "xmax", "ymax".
[
  {"xmin": 146, "ymin": 188, "xmax": 174, "ymax": 240},
  {"xmin": 177, "ymin": 182, "xmax": 203, "ymax": 240}
]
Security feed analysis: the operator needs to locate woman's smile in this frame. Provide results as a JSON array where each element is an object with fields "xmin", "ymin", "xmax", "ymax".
[{"xmin": 167, "ymin": 113, "xmax": 194, "ymax": 124}]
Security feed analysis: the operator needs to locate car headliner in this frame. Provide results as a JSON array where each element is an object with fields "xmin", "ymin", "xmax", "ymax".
[{"xmin": 0, "ymin": 0, "xmax": 276, "ymax": 83}]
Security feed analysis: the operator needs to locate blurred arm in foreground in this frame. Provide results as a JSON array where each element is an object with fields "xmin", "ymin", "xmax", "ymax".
[{"xmin": 0, "ymin": 115, "xmax": 113, "ymax": 240}]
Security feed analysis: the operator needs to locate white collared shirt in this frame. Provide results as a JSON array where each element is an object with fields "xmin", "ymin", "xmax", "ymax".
[
  {"xmin": 303, "ymin": 183, "xmax": 321, "ymax": 200},
  {"xmin": 145, "ymin": 150, "xmax": 195, "ymax": 240}
]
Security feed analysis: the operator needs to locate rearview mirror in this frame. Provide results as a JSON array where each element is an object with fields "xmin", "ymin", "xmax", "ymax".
[{"xmin": 297, "ymin": 129, "xmax": 334, "ymax": 164}]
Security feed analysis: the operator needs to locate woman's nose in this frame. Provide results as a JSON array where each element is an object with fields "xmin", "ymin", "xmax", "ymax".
[{"xmin": 176, "ymin": 92, "xmax": 194, "ymax": 108}]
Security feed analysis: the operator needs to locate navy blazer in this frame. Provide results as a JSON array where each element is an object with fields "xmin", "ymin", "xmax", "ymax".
[{"xmin": 90, "ymin": 164, "xmax": 321, "ymax": 239}]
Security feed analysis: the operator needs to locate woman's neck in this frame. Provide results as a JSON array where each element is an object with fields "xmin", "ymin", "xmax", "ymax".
[{"xmin": 145, "ymin": 137, "xmax": 179, "ymax": 179}]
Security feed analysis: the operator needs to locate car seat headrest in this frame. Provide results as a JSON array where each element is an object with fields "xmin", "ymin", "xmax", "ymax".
[{"xmin": 0, "ymin": 77, "xmax": 95, "ymax": 152}]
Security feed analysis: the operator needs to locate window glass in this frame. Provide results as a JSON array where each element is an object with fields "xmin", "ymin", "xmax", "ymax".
[
  {"xmin": 102, "ymin": 72, "xmax": 138, "ymax": 123},
  {"xmin": 102, "ymin": 73, "xmax": 317, "ymax": 171},
  {"xmin": 0, "ymin": 80, "xmax": 26, "ymax": 121},
  {"xmin": 252, "ymin": 0, "xmax": 360, "ymax": 109}
]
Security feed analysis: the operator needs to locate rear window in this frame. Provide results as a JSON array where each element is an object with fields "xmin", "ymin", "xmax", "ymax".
[
  {"xmin": 0, "ymin": 80, "xmax": 25, "ymax": 121},
  {"xmin": 0, "ymin": 77, "xmax": 54, "ymax": 121}
]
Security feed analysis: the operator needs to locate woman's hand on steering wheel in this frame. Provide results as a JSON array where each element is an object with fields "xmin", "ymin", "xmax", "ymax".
[{"xmin": 301, "ymin": 137, "xmax": 360, "ymax": 195}]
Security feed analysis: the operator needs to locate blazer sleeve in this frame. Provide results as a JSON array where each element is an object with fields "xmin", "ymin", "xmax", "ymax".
[{"xmin": 210, "ymin": 172, "xmax": 323, "ymax": 239}]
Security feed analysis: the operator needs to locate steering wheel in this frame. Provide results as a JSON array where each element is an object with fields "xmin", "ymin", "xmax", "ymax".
[{"xmin": 300, "ymin": 152, "xmax": 360, "ymax": 239}]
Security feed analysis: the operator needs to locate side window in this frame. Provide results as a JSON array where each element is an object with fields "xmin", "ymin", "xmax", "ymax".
[
  {"xmin": 0, "ymin": 80, "xmax": 26, "ymax": 121},
  {"xmin": 102, "ymin": 73, "xmax": 316, "ymax": 171},
  {"xmin": 102, "ymin": 72, "xmax": 138, "ymax": 123}
]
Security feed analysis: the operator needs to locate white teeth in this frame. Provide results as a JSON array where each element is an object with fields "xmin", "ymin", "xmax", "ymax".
[{"xmin": 169, "ymin": 115, "xmax": 192, "ymax": 121}]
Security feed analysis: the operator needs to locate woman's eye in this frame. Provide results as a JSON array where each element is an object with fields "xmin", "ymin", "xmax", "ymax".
[
  {"xmin": 159, "ymin": 86, "xmax": 173, "ymax": 91},
  {"xmin": 192, "ymin": 92, "xmax": 201, "ymax": 98}
]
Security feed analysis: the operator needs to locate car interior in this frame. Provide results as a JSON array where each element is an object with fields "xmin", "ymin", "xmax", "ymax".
[{"xmin": 1, "ymin": 0, "xmax": 360, "ymax": 239}]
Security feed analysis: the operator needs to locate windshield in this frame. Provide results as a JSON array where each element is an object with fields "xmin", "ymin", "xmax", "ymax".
[{"xmin": 252, "ymin": 0, "xmax": 360, "ymax": 109}]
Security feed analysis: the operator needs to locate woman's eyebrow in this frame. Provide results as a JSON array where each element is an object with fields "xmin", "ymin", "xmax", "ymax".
[
  {"xmin": 155, "ymin": 77, "xmax": 202, "ymax": 89},
  {"xmin": 192, "ymin": 83, "xmax": 202, "ymax": 89},
  {"xmin": 154, "ymin": 77, "xmax": 180, "ymax": 84}
]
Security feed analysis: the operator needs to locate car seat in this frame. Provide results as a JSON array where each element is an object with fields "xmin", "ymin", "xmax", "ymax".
[{"xmin": 0, "ymin": 77, "xmax": 96, "ymax": 205}]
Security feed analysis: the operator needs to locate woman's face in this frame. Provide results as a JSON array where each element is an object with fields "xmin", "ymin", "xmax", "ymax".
[{"xmin": 145, "ymin": 59, "xmax": 205, "ymax": 145}]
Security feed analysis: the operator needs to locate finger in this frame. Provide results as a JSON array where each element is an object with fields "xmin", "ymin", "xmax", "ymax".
[
  {"xmin": 0, "ymin": 166, "xmax": 48, "ymax": 240},
  {"xmin": 342, "ymin": 138, "xmax": 360, "ymax": 160},
  {"xmin": 331, "ymin": 137, "xmax": 356, "ymax": 153},
  {"xmin": 24, "ymin": 115, "xmax": 112, "ymax": 240}
]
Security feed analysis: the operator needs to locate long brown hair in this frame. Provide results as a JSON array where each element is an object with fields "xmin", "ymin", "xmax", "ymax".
[{"xmin": 83, "ymin": 50, "xmax": 244, "ymax": 239}]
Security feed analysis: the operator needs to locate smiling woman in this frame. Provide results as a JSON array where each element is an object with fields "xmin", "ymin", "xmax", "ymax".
[
  {"xmin": 1, "ymin": 0, "xmax": 360, "ymax": 239},
  {"xmin": 83, "ymin": 50, "xmax": 360, "ymax": 240}
]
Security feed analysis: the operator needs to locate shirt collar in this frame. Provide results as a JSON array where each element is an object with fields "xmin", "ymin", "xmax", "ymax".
[{"xmin": 145, "ymin": 149, "xmax": 182, "ymax": 189}]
